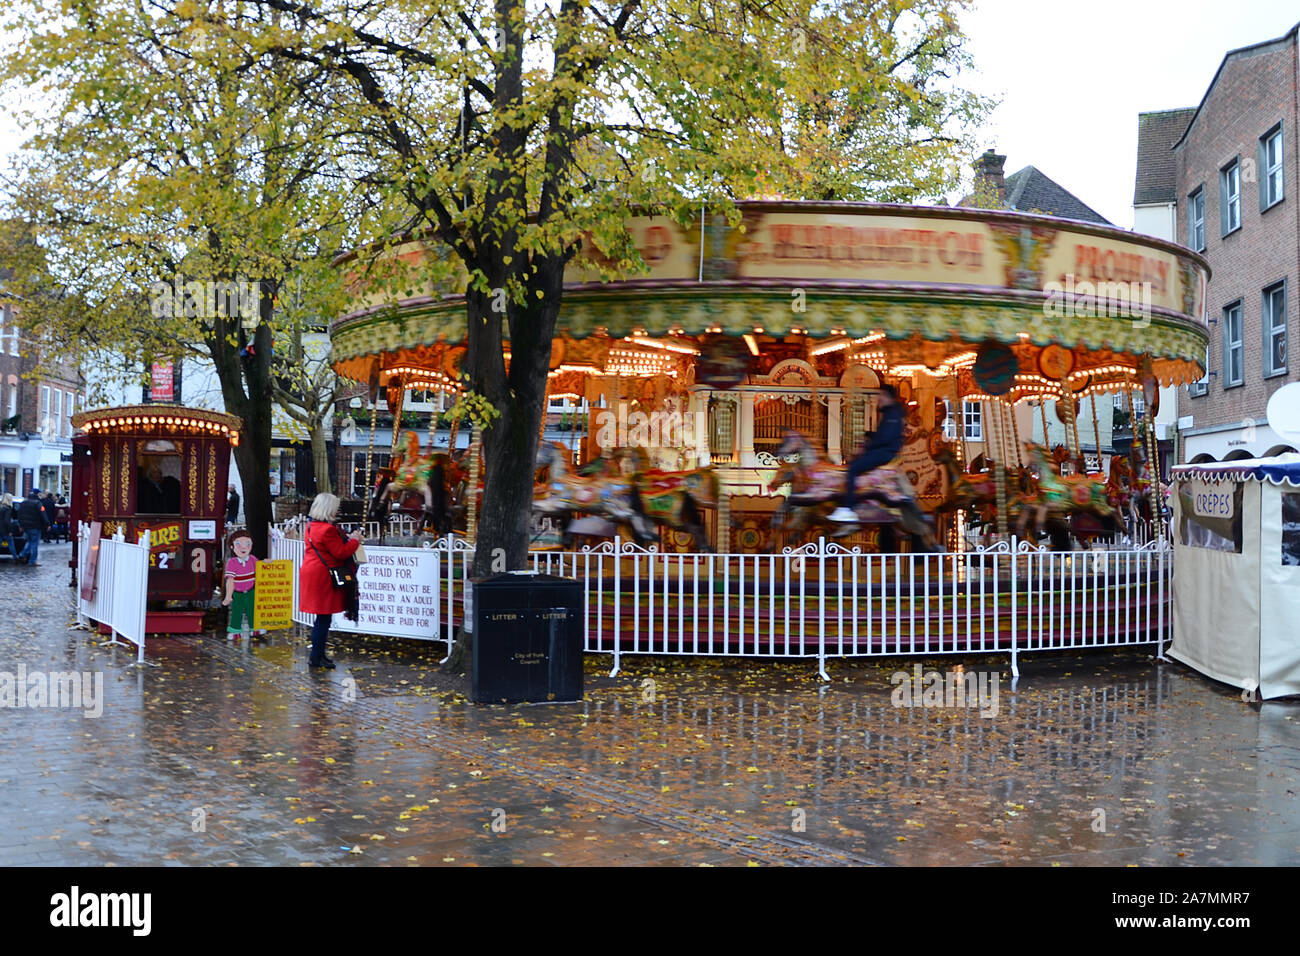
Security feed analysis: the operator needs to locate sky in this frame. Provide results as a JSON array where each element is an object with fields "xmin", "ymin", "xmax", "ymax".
[
  {"xmin": 1, "ymin": 1, "xmax": 1298, "ymax": 229},
  {"xmin": 952, "ymin": 0, "xmax": 1300, "ymax": 227}
]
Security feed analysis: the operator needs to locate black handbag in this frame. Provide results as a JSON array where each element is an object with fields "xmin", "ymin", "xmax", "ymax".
[{"xmin": 309, "ymin": 526, "xmax": 355, "ymax": 589}]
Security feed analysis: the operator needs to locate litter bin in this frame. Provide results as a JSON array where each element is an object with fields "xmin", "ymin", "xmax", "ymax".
[{"xmin": 471, "ymin": 572, "xmax": 583, "ymax": 704}]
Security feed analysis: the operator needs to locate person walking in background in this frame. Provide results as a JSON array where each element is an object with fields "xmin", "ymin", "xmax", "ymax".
[
  {"xmin": 226, "ymin": 483, "xmax": 241, "ymax": 525},
  {"xmin": 298, "ymin": 493, "xmax": 362, "ymax": 670},
  {"xmin": 0, "ymin": 493, "xmax": 20, "ymax": 563},
  {"xmin": 40, "ymin": 490, "xmax": 57, "ymax": 541},
  {"xmin": 16, "ymin": 489, "xmax": 49, "ymax": 565}
]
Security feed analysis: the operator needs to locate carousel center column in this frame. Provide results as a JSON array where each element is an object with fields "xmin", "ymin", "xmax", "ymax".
[
  {"xmin": 827, "ymin": 394, "xmax": 843, "ymax": 465},
  {"xmin": 737, "ymin": 391, "xmax": 756, "ymax": 467},
  {"xmin": 691, "ymin": 390, "xmax": 712, "ymax": 465}
]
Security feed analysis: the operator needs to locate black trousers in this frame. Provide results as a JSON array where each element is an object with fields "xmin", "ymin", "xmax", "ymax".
[{"xmin": 309, "ymin": 614, "xmax": 331, "ymax": 663}]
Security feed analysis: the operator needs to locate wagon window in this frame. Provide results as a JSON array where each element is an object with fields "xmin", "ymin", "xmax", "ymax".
[{"xmin": 137, "ymin": 440, "xmax": 181, "ymax": 514}]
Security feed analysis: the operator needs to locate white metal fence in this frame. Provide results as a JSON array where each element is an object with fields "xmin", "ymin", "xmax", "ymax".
[
  {"xmin": 270, "ymin": 528, "xmax": 1171, "ymax": 679},
  {"xmin": 75, "ymin": 522, "xmax": 152, "ymax": 664}
]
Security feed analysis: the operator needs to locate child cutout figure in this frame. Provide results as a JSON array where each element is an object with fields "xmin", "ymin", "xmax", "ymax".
[{"xmin": 223, "ymin": 530, "xmax": 263, "ymax": 639}]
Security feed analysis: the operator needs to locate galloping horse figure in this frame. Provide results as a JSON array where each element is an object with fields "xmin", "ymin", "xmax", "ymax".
[
  {"xmin": 932, "ymin": 445, "xmax": 998, "ymax": 514},
  {"xmin": 533, "ymin": 442, "xmax": 656, "ymax": 545},
  {"xmin": 767, "ymin": 430, "xmax": 941, "ymax": 552},
  {"xmin": 369, "ymin": 432, "xmax": 454, "ymax": 533},
  {"xmin": 619, "ymin": 447, "xmax": 717, "ymax": 552},
  {"xmin": 1014, "ymin": 443, "xmax": 1118, "ymax": 541}
]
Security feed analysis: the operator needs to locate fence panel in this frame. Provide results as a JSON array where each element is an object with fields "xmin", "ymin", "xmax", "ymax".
[
  {"xmin": 269, "ymin": 525, "xmax": 1172, "ymax": 675},
  {"xmin": 76, "ymin": 523, "xmax": 151, "ymax": 663}
]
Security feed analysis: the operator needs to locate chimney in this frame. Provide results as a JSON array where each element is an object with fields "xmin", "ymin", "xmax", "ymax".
[{"xmin": 973, "ymin": 149, "xmax": 1007, "ymax": 205}]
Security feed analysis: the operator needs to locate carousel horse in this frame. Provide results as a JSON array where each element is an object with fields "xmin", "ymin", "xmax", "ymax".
[
  {"xmin": 1013, "ymin": 444, "xmax": 1118, "ymax": 542},
  {"xmin": 533, "ymin": 442, "xmax": 656, "ymax": 545},
  {"xmin": 932, "ymin": 445, "xmax": 998, "ymax": 514},
  {"xmin": 617, "ymin": 447, "xmax": 718, "ymax": 552},
  {"xmin": 767, "ymin": 430, "xmax": 941, "ymax": 552},
  {"xmin": 369, "ymin": 432, "xmax": 455, "ymax": 534}
]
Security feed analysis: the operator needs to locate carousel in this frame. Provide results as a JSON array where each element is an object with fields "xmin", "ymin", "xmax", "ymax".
[{"xmin": 330, "ymin": 201, "xmax": 1210, "ymax": 556}]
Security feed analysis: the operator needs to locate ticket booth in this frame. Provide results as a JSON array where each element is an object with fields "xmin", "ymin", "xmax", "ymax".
[{"xmin": 70, "ymin": 405, "xmax": 242, "ymax": 633}]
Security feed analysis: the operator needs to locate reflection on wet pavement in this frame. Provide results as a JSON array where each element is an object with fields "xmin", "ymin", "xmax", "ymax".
[{"xmin": 2, "ymin": 544, "xmax": 1297, "ymax": 865}]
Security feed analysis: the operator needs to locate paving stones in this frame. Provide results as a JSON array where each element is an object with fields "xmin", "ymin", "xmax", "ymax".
[{"xmin": 2, "ymin": 543, "xmax": 1298, "ymax": 865}]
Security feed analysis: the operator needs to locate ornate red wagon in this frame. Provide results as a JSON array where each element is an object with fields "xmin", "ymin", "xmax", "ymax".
[{"xmin": 70, "ymin": 404, "xmax": 242, "ymax": 633}]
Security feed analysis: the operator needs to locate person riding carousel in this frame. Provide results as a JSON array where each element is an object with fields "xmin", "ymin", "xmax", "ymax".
[{"xmin": 829, "ymin": 384, "xmax": 906, "ymax": 523}]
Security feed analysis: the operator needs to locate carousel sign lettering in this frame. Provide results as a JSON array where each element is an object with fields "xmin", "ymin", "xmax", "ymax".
[{"xmin": 761, "ymin": 224, "xmax": 985, "ymax": 270}]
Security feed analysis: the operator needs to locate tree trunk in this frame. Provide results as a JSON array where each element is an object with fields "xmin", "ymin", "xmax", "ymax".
[
  {"xmin": 207, "ymin": 283, "xmax": 276, "ymax": 558},
  {"xmin": 441, "ymin": 275, "xmax": 560, "ymax": 675},
  {"xmin": 310, "ymin": 422, "xmax": 331, "ymax": 496}
]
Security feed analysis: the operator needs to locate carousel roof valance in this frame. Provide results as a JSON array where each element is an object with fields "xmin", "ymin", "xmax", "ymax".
[
  {"xmin": 1171, "ymin": 453, "xmax": 1300, "ymax": 487},
  {"xmin": 331, "ymin": 202, "xmax": 1212, "ymax": 390}
]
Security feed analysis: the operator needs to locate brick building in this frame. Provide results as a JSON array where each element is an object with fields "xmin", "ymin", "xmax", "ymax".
[
  {"xmin": 1152, "ymin": 21, "xmax": 1299, "ymax": 462},
  {"xmin": 0, "ymin": 297, "xmax": 84, "ymax": 496}
]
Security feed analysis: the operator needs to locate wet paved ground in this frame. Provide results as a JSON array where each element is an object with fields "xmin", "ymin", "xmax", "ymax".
[{"xmin": 2, "ymin": 543, "xmax": 1298, "ymax": 866}]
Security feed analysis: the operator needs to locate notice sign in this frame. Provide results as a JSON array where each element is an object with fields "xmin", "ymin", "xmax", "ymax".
[
  {"xmin": 354, "ymin": 547, "xmax": 441, "ymax": 640},
  {"xmin": 253, "ymin": 559, "xmax": 294, "ymax": 631}
]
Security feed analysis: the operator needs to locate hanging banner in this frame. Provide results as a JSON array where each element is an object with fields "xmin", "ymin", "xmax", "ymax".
[{"xmin": 149, "ymin": 362, "xmax": 175, "ymax": 403}]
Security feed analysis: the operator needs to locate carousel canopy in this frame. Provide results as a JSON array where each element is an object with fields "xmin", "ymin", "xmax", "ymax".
[{"xmin": 331, "ymin": 202, "xmax": 1211, "ymax": 394}]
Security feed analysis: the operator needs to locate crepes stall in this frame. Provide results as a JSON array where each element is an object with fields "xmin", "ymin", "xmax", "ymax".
[{"xmin": 1170, "ymin": 454, "xmax": 1300, "ymax": 699}]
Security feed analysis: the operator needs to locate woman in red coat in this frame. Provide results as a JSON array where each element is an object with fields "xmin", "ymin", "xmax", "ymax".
[{"xmin": 300, "ymin": 493, "xmax": 363, "ymax": 669}]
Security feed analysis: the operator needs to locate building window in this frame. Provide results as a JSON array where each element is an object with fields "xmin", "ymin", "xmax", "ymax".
[
  {"xmin": 0, "ymin": 306, "xmax": 12, "ymax": 355},
  {"xmin": 942, "ymin": 398, "xmax": 982, "ymax": 441},
  {"xmin": 52, "ymin": 390, "xmax": 63, "ymax": 438},
  {"xmin": 1223, "ymin": 301, "xmax": 1244, "ymax": 387},
  {"xmin": 1188, "ymin": 186, "xmax": 1205, "ymax": 251},
  {"xmin": 66, "ymin": 392, "xmax": 76, "ymax": 435},
  {"xmin": 1113, "ymin": 391, "xmax": 1144, "ymax": 419},
  {"xmin": 1220, "ymin": 160, "xmax": 1240, "ymax": 236},
  {"xmin": 5, "ymin": 382, "xmax": 16, "ymax": 421},
  {"xmin": 962, "ymin": 401, "xmax": 982, "ymax": 442},
  {"xmin": 1263, "ymin": 280, "xmax": 1287, "ymax": 377},
  {"xmin": 40, "ymin": 385, "xmax": 50, "ymax": 433},
  {"xmin": 1188, "ymin": 344, "xmax": 1210, "ymax": 397},
  {"xmin": 2, "ymin": 305, "xmax": 16, "ymax": 355},
  {"xmin": 1260, "ymin": 124, "xmax": 1284, "ymax": 210}
]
